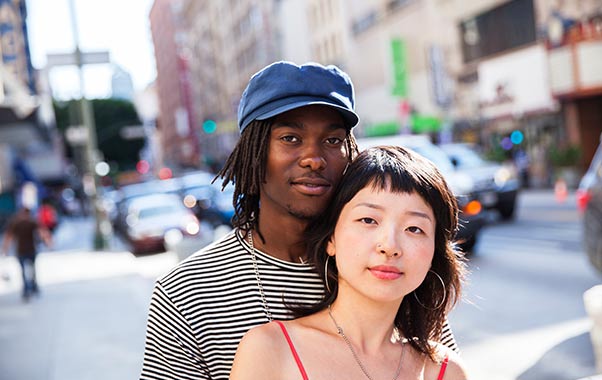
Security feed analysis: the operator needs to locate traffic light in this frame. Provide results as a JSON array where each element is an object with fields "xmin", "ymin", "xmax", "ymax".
[{"xmin": 203, "ymin": 119, "xmax": 217, "ymax": 134}]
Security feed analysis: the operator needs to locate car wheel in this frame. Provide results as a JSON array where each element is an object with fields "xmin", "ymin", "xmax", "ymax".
[{"xmin": 498, "ymin": 200, "xmax": 516, "ymax": 220}]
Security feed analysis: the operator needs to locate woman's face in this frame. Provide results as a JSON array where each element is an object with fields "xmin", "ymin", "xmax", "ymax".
[{"xmin": 327, "ymin": 184, "xmax": 436, "ymax": 304}]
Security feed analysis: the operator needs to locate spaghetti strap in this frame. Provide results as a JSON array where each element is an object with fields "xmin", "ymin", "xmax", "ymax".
[
  {"xmin": 274, "ymin": 320, "xmax": 309, "ymax": 380},
  {"xmin": 437, "ymin": 355, "xmax": 449, "ymax": 380}
]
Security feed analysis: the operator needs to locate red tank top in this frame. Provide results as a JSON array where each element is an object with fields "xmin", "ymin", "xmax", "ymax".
[{"xmin": 274, "ymin": 320, "xmax": 449, "ymax": 380}]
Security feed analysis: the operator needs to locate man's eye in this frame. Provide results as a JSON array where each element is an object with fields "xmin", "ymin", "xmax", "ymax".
[
  {"xmin": 325, "ymin": 137, "xmax": 343, "ymax": 145},
  {"xmin": 281, "ymin": 135, "xmax": 299, "ymax": 143}
]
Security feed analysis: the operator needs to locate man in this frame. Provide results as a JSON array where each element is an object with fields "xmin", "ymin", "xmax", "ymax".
[
  {"xmin": 1, "ymin": 207, "xmax": 52, "ymax": 301},
  {"xmin": 140, "ymin": 61, "xmax": 457, "ymax": 380}
]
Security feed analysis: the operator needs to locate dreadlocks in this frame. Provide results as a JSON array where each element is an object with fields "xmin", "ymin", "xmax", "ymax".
[{"xmin": 216, "ymin": 118, "xmax": 360, "ymax": 236}]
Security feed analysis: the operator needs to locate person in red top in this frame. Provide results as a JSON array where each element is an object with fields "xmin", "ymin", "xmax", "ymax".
[
  {"xmin": 2, "ymin": 207, "xmax": 53, "ymax": 301},
  {"xmin": 38, "ymin": 198, "xmax": 59, "ymax": 233}
]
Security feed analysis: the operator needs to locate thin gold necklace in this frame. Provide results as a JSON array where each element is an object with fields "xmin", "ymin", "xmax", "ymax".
[{"xmin": 327, "ymin": 305, "xmax": 406, "ymax": 380}]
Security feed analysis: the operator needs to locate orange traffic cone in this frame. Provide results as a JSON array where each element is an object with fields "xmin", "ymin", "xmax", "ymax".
[{"xmin": 555, "ymin": 178, "xmax": 568, "ymax": 203}]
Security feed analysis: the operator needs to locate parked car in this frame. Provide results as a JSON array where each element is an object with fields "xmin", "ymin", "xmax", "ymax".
[
  {"xmin": 121, "ymin": 192, "xmax": 212, "ymax": 255},
  {"xmin": 356, "ymin": 135, "xmax": 487, "ymax": 253},
  {"xmin": 577, "ymin": 136, "xmax": 602, "ymax": 274},
  {"xmin": 110, "ymin": 178, "xmax": 181, "ymax": 236},
  {"xmin": 178, "ymin": 171, "xmax": 235, "ymax": 228},
  {"xmin": 439, "ymin": 143, "xmax": 520, "ymax": 220}
]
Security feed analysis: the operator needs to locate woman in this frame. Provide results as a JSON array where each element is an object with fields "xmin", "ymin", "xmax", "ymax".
[{"xmin": 230, "ymin": 146, "xmax": 469, "ymax": 379}]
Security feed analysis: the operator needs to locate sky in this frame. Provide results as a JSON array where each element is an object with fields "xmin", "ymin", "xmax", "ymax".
[{"xmin": 25, "ymin": 0, "xmax": 157, "ymax": 100}]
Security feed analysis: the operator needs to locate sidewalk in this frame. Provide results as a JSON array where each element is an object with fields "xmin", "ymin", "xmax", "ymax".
[{"xmin": 0, "ymin": 217, "xmax": 180, "ymax": 380}]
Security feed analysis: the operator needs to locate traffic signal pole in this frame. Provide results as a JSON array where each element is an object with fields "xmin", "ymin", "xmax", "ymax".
[{"xmin": 68, "ymin": 0, "xmax": 109, "ymax": 249}]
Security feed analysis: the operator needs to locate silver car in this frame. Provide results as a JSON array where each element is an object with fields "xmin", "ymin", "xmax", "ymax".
[{"xmin": 440, "ymin": 143, "xmax": 520, "ymax": 220}]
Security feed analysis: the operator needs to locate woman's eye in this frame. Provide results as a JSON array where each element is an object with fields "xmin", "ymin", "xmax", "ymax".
[
  {"xmin": 407, "ymin": 226, "xmax": 424, "ymax": 234},
  {"xmin": 359, "ymin": 217, "xmax": 377, "ymax": 225}
]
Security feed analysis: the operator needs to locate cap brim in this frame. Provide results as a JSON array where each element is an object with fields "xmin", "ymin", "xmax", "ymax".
[{"xmin": 256, "ymin": 100, "xmax": 359, "ymax": 128}]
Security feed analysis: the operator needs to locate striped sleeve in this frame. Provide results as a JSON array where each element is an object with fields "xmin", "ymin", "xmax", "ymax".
[
  {"xmin": 440, "ymin": 318, "xmax": 459, "ymax": 353},
  {"xmin": 140, "ymin": 282, "xmax": 210, "ymax": 380}
]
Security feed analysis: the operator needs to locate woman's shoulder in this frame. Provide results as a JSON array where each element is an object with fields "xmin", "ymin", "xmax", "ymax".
[
  {"xmin": 241, "ymin": 321, "xmax": 288, "ymax": 346},
  {"xmin": 231, "ymin": 321, "xmax": 291, "ymax": 380},
  {"xmin": 424, "ymin": 342, "xmax": 469, "ymax": 380}
]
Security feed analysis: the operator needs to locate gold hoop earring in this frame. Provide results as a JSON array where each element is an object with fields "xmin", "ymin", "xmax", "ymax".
[
  {"xmin": 324, "ymin": 255, "xmax": 332, "ymax": 293},
  {"xmin": 413, "ymin": 270, "xmax": 446, "ymax": 310}
]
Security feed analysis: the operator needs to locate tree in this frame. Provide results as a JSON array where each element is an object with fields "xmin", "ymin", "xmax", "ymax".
[{"xmin": 54, "ymin": 98, "xmax": 145, "ymax": 171}]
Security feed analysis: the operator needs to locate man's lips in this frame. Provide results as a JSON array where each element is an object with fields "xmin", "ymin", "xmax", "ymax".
[
  {"xmin": 369, "ymin": 265, "xmax": 403, "ymax": 280},
  {"xmin": 291, "ymin": 177, "xmax": 331, "ymax": 196}
]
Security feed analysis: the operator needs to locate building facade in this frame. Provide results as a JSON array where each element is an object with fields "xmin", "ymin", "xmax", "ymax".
[
  {"xmin": 149, "ymin": 0, "xmax": 199, "ymax": 170},
  {"xmin": 149, "ymin": 0, "xmax": 602, "ymax": 185}
]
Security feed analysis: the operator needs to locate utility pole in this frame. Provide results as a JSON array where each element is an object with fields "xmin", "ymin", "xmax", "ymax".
[{"xmin": 67, "ymin": 0, "xmax": 109, "ymax": 249}]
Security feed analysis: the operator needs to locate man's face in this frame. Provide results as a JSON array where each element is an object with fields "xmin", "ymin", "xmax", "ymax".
[{"xmin": 261, "ymin": 105, "xmax": 349, "ymax": 221}]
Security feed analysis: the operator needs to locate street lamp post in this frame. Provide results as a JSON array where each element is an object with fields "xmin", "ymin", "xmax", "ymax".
[{"xmin": 67, "ymin": 0, "xmax": 109, "ymax": 249}]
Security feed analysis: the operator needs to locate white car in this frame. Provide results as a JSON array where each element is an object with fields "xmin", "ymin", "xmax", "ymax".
[{"xmin": 123, "ymin": 193, "xmax": 213, "ymax": 256}]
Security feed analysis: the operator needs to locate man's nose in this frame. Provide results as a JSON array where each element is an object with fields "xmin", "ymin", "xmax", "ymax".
[{"xmin": 299, "ymin": 144, "xmax": 327, "ymax": 171}]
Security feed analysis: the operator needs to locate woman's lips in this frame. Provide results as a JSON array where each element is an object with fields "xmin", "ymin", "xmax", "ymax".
[{"xmin": 369, "ymin": 265, "xmax": 402, "ymax": 280}]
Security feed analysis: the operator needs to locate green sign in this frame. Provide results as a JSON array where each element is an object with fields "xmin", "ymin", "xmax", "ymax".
[
  {"xmin": 411, "ymin": 114, "xmax": 441, "ymax": 133},
  {"xmin": 391, "ymin": 38, "xmax": 408, "ymax": 97},
  {"xmin": 364, "ymin": 121, "xmax": 400, "ymax": 137}
]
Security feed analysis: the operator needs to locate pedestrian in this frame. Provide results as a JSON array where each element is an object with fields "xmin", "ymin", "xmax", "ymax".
[
  {"xmin": 38, "ymin": 197, "xmax": 59, "ymax": 233},
  {"xmin": 140, "ymin": 61, "xmax": 458, "ymax": 380},
  {"xmin": 230, "ymin": 145, "xmax": 469, "ymax": 380},
  {"xmin": 1, "ymin": 207, "xmax": 53, "ymax": 301}
]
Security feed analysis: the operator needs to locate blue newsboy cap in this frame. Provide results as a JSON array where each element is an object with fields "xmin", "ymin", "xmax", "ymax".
[{"xmin": 237, "ymin": 61, "xmax": 360, "ymax": 133}]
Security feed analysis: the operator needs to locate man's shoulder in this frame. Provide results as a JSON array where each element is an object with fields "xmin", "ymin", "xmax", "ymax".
[{"xmin": 157, "ymin": 229, "xmax": 247, "ymax": 285}]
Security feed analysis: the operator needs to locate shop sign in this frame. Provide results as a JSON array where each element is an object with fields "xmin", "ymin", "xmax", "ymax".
[{"xmin": 478, "ymin": 44, "xmax": 557, "ymax": 119}]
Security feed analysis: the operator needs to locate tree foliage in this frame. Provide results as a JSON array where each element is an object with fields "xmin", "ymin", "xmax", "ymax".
[{"xmin": 53, "ymin": 98, "xmax": 145, "ymax": 171}]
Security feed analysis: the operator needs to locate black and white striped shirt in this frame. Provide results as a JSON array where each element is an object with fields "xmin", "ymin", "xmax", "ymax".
[{"xmin": 140, "ymin": 229, "xmax": 457, "ymax": 380}]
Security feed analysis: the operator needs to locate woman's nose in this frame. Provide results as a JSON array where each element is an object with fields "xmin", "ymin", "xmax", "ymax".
[{"xmin": 376, "ymin": 237, "xmax": 400, "ymax": 258}]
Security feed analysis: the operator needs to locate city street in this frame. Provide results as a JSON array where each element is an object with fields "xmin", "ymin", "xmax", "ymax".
[
  {"xmin": 450, "ymin": 189, "xmax": 601, "ymax": 380},
  {"xmin": 0, "ymin": 189, "xmax": 600, "ymax": 380}
]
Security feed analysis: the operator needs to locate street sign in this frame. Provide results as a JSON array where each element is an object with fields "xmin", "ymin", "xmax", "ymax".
[
  {"xmin": 65, "ymin": 125, "xmax": 89, "ymax": 145},
  {"xmin": 391, "ymin": 38, "xmax": 408, "ymax": 97},
  {"xmin": 428, "ymin": 44, "xmax": 453, "ymax": 108},
  {"xmin": 46, "ymin": 51, "xmax": 110, "ymax": 67}
]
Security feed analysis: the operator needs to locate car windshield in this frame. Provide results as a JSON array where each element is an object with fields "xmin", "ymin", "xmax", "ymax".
[
  {"xmin": 442, "ymin": 145, "xmax": 487, "ymax": 169},
  {"xmin": 409, "ymin": 145, "xmax": 455, "ymax": 173},
  {"xmin": 138, "ymin": 204, "xmax": 182, "ymax": 219}
]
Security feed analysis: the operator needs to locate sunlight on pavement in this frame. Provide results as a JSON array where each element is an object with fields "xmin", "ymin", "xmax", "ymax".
[
  {"xmin": 462, "ymin": 317, "xmax": 593, "ymax": 380},
  {"xmin": 0, "ymin": 250, "xmax": 180, "ymax": 295}
]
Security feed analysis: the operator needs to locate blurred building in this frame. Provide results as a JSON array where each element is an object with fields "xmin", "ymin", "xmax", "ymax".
[
  {"xmin": 0, "ymin": 0, "xmax": 66, "ymax": 225},
  {"xmin": 149, "ymin": 0, "xmax": 199, "ymax": 171},
  {"xmin": 111, "ymin": 64, "xmax": 135, "ymax": 101},
  {"xmin": 544, "ymin": 0, "xmax": 602, "ymax": 177},
  {"xmin": 149, "ymin": 0, "xmax": 602, "ymax": 186},
  {"xmin": 177, "ymin": 0, "xmax": 293, "ymax": 171}
]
